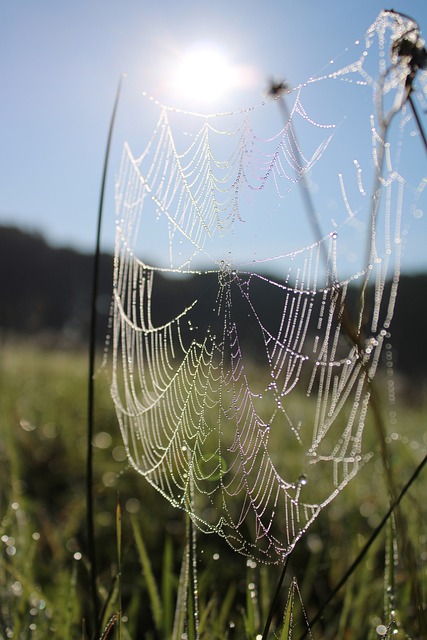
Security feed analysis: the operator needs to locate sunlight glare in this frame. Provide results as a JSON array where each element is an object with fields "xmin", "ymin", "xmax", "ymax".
[{"xmin": 172, "ymin": 44, "xmax": 238, "ymax": 105}]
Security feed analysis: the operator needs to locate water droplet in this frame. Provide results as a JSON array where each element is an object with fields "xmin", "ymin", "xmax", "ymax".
[{"xmin": 298, "ymin": 475, "xmax": 307, "ymax": 486}]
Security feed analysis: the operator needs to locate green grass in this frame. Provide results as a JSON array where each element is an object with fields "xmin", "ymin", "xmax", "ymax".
[{"xmin": 0, "ymin": 338, "xmax": 426, "ymax": 639}]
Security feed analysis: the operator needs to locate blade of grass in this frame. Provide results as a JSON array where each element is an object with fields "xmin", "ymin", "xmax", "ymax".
[
  {"xmin": 98, "ymin": 573, "xmax": 120, "ymax": 638},
  {"xmin": 185, "ymin": 455, "xmax": 199, "ymax": 640},
  {"xmin": 161, "ymin": 536, "xmax": 174, "ymax": 637},
  {"xmin": 261, "ymin": 556, "xmax": 290, "ymax": 640},
  {"xmin": 279, "ymin": 578, "xmax": 295, "ymax": 640},
  {"xmin": 172, "ymin": 539, "xmax": 189, "ymax": 640},
  {"xmin": 130, "ymin": 515, "xmax": 163, "ymax": 633},
  {"xmin": 259, "ymin": 565, "xmax": 271, "ymax": 627},
  {"xmin": 243, "ymin": 578, "xmax": 256, "ymax": 638},
  {"xmin": 197, "ymin": 596, "xmax": 217, "ymax": 637},
  {"xmin": 98, "ymin": 612, "xmax": 119, "ymax": 640},
  {"xmin": 116, "ymin": 497, "xmax": 122, "ymax": 640},
  {"xmin": 187, "ymin": 570, "xmax": 197, "ymax": 640},
  {"xmin": 86, "ymin": 74, "xmax": 124, "ymax": 637},
  {"xmin": 218, "ymin": 582, "xmax": 237, "ymax": 634},
  {"xmin": 299, "ymin": 450, "xmax": 427, "ymax": 639},
  {"xmin": 186, "ymin": 511, "xmax": 199, "ymax": 640},
  {"xmin": 384, "ymin": 514, "xmax": 396, "ymax": 623}
]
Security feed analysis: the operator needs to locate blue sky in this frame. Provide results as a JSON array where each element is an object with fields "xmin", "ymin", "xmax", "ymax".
[{"xmin": 1, "ymin": 1, "xmax": 426, "ymax": 275}]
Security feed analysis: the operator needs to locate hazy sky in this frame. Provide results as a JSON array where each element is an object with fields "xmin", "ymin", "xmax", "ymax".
[{"xmin": 1, "ymin": 1, "xmax": 426, "ymax": 274}]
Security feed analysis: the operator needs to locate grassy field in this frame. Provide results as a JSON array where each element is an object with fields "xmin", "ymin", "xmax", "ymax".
[{"xmin": 0, "ymin": 338, "xmax": 426, "ymax": 639}]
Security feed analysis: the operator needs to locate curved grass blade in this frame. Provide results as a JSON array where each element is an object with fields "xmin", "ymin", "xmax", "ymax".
[
  {"xmin": 279, "ymin": 578, "xmax": 295, "ymax": 640},
  {"xmin": 130, "ymin": 515, "xmax": 163, "ymax": 633},
  {"xmin": 86, "ymin": 74, "xmax": 124, "ymax": 637}
]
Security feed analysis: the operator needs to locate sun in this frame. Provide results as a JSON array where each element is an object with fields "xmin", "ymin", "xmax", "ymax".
[{"xmin": 172, "ymin": 43, "xmax": 238, "ymax": 105}]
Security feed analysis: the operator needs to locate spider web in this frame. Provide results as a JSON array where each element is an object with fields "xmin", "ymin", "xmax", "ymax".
[{"xmin": 111, "ymin": 11, "xmax": 427, "ymax": 562}]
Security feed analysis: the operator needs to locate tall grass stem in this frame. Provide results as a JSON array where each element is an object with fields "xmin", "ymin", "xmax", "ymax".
[
  {"xmin": 116, "ymin": 497, "xmax": 122, "ymax": 640},
  {"xmin": 86, "ymin": 75, "xmax": 124, "ymax": 637},
  {"xmin": 408, "ymin": 93, "xmax": 427, "ymax": 153},
  {"xmin": 299, "ymin": 451, "xmax": 427, "ymax": 638},
  {"xmin": 276, "ymin": 94, "xmax": 328, "ymax": 266},
  {"xmin": 261, "ymin": 556, "xmax": 289, "ymax": 640}
]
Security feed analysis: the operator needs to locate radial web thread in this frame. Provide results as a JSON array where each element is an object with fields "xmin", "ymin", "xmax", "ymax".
[{"xmin": 111, "ymin": 11, "xmax": 427, "ymax": 562}]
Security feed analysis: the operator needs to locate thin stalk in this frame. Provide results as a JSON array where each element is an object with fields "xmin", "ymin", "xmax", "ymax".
[
  {"xmin": 86, "ymin": 75, "xmax": 124, "ymax": 637},
  {"xmin": 276, "ymin": 95, "xmax": 328, "ymax": 267},
  {"xmin": 261, "ymin": 556, "xmax": 290, "ymax": 640},
  {"xmin": 187, "ymin": 515, "xmax": 199, "ymax": 640},
  {"xmin": 271, "ymin": 71, "xmax": 425, "ymax": 636},
  {"xmin": 98, "ymin": 613, "xmax": 119, "ymax": 640},
  {"xmin": 187, "ymin": 450, "xmax": 199, "ymax": 640},
  {"xmin": 116, "ymin": 497, "xmax": 122, "ymax": 640},
  {"xmin": 408, "ymin": 92, "xmax": 427, "ymax": 153},
  {"xmin": 172, "ymin": 538, "xmax": 189, "ymax": 639},
  {"xmin": 298, "ymin": 451, "xmax": 427, "ymax": 639}
]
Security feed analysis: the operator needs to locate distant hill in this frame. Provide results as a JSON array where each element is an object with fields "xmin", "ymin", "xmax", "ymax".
[
  {"xmin": 0, "ymin": 226, "xmax": 113, "ymax": 345},
  {"xmin": 0, "ymin": 226, "xmax": 425, "ymax": 377}
]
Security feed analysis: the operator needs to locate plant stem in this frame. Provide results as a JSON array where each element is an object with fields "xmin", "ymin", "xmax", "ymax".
[
  {"xmin": 261, "ymin": 556, "xmax": 290, "ymax": 640},
  {"xmin": 86, "ymin": 75, "xmax": 124, "ymax": 638},
  {"xmin": 299, "ymin": 451, "xmax": 427, "ymax": 639},
  {"xmin": 276, "ymin": 94, "xmax": 328, "ymax": 266},
  {"xmin": 408, "ymin": 92, "xmax": 427, "ymax": 153},
  {"xmin": 187, "ymin": 452, "xmax": 199, "ymax": 640}
]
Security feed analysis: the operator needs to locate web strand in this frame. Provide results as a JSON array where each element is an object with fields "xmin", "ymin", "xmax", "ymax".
[{"xmin": 111, "ymin": 11, "xmax": 427, "ymax": 562}]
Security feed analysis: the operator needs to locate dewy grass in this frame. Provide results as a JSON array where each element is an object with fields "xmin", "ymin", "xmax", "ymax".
[
  {"xmin": 130, "ymin": 515, "xmax": 163, "ymax": 634},
  {"xmin": 0, "ymin": 340, "xmax": 426, "ymax": 637},
  {"xmin": 161, "ymin": 536, "xmax": 174, "ymax": 635},
  {"xmin": 278, "ymin": 578, "xmax": 295, "ymax": 640},
  {"xmin": 301, "ymin": 449, "xmax": 427, "ymax": 638}
]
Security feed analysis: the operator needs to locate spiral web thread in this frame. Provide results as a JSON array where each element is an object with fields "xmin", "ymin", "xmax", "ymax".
[{"xmin": 111, "ymin": 11, "xmax": 427, "ymax": 562}]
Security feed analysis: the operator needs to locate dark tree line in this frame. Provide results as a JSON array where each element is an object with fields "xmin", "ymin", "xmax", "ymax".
[{"xmin": 0, "ymin": 226, "xmax": 424, "ymax": 378}]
